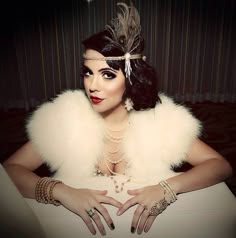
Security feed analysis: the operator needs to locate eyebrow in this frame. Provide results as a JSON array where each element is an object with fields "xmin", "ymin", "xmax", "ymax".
[
  {"xmin": 82, "ymin": 64, "xmax": 117, "ymax": 73},
  {"xmin": 98, "ymin": 68, "xmax": 117, "ymax": 73},
  {"xmin": 82, "ymin": 65, "xmax": 91, "ymax": 71}
]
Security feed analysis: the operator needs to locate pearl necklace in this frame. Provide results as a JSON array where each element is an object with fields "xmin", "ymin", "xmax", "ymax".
[
  {"xmin": 103, "ymin": 158, "xmax": 131, "ymax": 193},
  {"xmin": 103, "ymin": 122, "xmax": 127, "ymax": 164},
  {"xmin": 105, "ymin": 154, "xmax": 124, "ymax": 164},
  {"xmin": 104, "ymin": 120, "xmax": 127, "ymax": 143},
  {"xmin": 110, "ymin": 175, "xmax": 131, "ymax": 193},
  {"xmin": 104, "ymin": 130, "xmax": 123, "ymax": 143},
  {"xmin": 93, "ymin": 156, "xmax": 131, "ymax": 193},
  {"xmin": 103, "ymin": 140, "xmax": 120, "ymax": 154},
  {"xmin": 94, "ymin": 120, "xmax": 131, "ymax": 193}
]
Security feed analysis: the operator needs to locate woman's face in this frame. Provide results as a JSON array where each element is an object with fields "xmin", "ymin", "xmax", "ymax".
[{"xmin": 82, "ymin": 49, "xmax": 126, "ymax": 115}]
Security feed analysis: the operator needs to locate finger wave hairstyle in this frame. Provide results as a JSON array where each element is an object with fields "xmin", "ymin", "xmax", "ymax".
[{"xmin": 82, "ymin": 30, "xmax": 161, "ymax": 111}]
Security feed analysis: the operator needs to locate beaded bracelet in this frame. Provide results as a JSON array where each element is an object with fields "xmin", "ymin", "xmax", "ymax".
[
  {"xmin": 35, "ymin": 177, "xmax": 62, "ymax": 206},
  {"xmin": 49, "ymin": 180, "xmax": 62, "ymax": 206},
  {"xmin": 35, "ymin": 177, "xmax": 50, "ymax": 203},
  {"xmin": 159, "ymin": 180, "xmax": 177, "ymax": 204}
]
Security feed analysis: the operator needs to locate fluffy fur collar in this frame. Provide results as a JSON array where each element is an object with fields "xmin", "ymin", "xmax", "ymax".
[{"xmin": 27, "ymin": 90, "xmax": 201, "ymax": 184}]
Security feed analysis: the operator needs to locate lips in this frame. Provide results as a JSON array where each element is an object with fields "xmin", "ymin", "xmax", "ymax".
[{"xmin": 90, "ymin": 96, "xmax": 104, "ymax": 104}]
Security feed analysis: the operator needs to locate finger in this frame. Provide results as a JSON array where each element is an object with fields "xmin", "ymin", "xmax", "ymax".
[
  {"xmin": 96, "ymin": 204, "xmax": 115, "ymax": 231},
  {"xmin": 80, "ymin": 211, "xmax": 97, "ymax": 235},
  {"xmin": 127, "ymin": 187, "xmax": 143, "ymax": 195},
  {"xmin": 137, "ymin": 209, "xmax": 150, "ymax": 235},
  {"xmin": 144, "ymin": 216, "xmax": 157, "ymax": 233},
  {"xmin": 98, "ymin": 195, "xmax": 122, "ymax": 208},
  {"xmin": 90, "ymin": 211, "xmax": 106, "ymax": 236},
  {"xmin": 91, "ymin": 189, "xmax": 108, "ymax": 195},
  {"xmin": 117, "ymin": 197, "xmax": 138, "ymax": 216},
  {"xmin": 130, "ymin": 204, "xmax": 146, "ymax": 234}
]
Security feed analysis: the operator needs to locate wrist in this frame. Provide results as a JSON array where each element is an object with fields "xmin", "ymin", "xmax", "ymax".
[
  {"xmin": 52, "ymin": 182, "xmax": 67, "ymax": 201},
  {"xmin": 159, "ymin": 180, "xmax": 177, "ymax": 203},
  {"xmin": 166, "ymin": 178, "xmax": 180, "ymax": 195},
  {"xmin": 35, "ymin": 177, "xmax": 63, "ymax": 206}
]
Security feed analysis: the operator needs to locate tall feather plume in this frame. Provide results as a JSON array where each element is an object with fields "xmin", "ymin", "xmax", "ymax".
[{"xmin": 105, "ymin": 2, "xmax": 141, "ymax": 54}]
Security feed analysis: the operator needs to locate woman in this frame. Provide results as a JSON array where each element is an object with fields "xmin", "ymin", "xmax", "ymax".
[{"xmin": 3, "ymin": 2, "xmax": 232, "ymax": 236}]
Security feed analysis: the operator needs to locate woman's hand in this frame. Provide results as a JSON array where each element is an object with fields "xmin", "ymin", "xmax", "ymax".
[
  {"xmin": 54, "ymin": 184, "xmax": 122, "ymax": 235},
  {"xmin": 117, "ymin": 185, "xmax": 166, "ymax": 234}
]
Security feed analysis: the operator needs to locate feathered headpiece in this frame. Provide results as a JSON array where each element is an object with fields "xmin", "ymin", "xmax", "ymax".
[
  {"xmin": 105, "ymin": 2, "xmax": 141, "ymax": 54},
  {"xmin": 83, "ymin": 2, "xmax": 145, "ymax": 85}
]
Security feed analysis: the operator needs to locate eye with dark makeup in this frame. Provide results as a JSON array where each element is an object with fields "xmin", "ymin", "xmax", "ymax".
[
  {"xmin": 101, "ymin": 70, "xmax": 116, "ymax": 80},
  {"xmin": 81, "ymin": 66, "xmax": 92, "ymax": 78},
  {"xmin": 81, "ymin": 65, "xmax": 117, "ymax": 80}
]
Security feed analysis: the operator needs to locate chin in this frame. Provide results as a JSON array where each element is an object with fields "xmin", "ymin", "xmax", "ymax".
[
  {"xmin": 91, "ymin": 101, "xmax": 125, "ymax": 115},
  {"xmin": 91, "ymin": 106, "xmax": 114, "ymax": 116},
  {"xmin": 91, "ymin": 105, "xmax": 107, "ymax": 114}
]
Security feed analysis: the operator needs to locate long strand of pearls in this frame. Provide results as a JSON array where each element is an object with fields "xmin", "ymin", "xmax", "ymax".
[
  {"xmin": 104, "ymin": 157, "xmax": 131, "ymax": 193},
  {"xmin": 103, "ymin": 123, "xmax": 126, "ymax": 164},
  {"xmin": 95, "ymin": 119, "xmax": 131, "ymax": 193},
  {"xmin": 104, "ymin": 153, "xmax": 124, "ymax": 164}
]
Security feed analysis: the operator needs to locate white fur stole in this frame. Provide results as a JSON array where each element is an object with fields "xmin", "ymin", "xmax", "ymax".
[{"xmin": 27, "ymin": 90, "xmax": 201, "ymax": 184}]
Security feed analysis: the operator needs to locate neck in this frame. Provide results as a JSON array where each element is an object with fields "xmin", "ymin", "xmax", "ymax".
[{"xmin": 101, "ymin": 105, "xmax": 129, "ymax": 129}]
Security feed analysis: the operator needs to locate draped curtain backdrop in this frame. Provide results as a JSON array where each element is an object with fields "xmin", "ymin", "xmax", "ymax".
[{"xmin": 0, "ymin": 0, "xmax": 235, "ymax": 110}]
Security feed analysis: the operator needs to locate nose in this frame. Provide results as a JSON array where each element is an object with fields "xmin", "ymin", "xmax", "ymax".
[{"xmin": 89, "ymin": 75, "xmax": 100, "ymax": 93}]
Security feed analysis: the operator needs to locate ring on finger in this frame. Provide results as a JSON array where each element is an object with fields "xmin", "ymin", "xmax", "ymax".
[{"xmin": 87, "ymin": 208, "xmax": 96, "ymax": 217}]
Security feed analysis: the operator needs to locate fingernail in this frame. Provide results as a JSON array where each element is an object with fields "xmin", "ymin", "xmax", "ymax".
[
  {"xmin": 117, "ymin": 210, "xmax": 121, "ymax": 216},
  {"xmin": 131, "ymin": 226, "xmax": 135, "ymax": 233},
  {"xmin": 111, "ymin": 223, "xmax": 115, "ymax": 230}
]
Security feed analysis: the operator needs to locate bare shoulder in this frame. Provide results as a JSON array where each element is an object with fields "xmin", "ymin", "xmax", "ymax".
[
  {"xmin": 3, "ymin": 141, "xmax": 43, "ymax": 170},
  {"xmin": 186, "ymin": 138, "xmax": 225, "ymax": 166}
]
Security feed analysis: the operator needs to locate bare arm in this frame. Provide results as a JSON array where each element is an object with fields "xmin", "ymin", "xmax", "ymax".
[
  {"xmin": 2, "ymin": 141, "xmax": 121, "ymax": 235},
  {"xmin": 117, "ymin": 139, "xmax": 233, "ymax": 234},
  {"xmin": 2, "ymin": 141, "xmax": 44, "ymax": 198},
  {"xmin": 167, "ymin": 138, "xmax": 233, "ymax": 194}
]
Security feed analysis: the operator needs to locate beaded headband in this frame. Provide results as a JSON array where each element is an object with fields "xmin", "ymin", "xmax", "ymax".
[
  {"xmin": 83, "ymin": 53, "xmax": 146, "ymax": 85},
  {"xmin": 83, "ymin": 2, "xmax": 144, "ymax": 85}
]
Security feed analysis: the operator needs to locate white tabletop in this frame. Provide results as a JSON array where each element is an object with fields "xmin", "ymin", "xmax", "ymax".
[
  {"xmin": 0, "ymin": 164, "xmax": 46, "ymax": 238},
  {"xmin": 25, "ymin": 176, "xmax": 236, "ymax": 238},
  {"xmin": 1, "ymin": 164, "xmax": 235, "ymax": 238}
]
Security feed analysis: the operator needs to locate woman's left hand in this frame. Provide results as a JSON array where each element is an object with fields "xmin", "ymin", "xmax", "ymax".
[{"xmin": 117, "ymin": 184, "xmax": 166, "ymax": 234}]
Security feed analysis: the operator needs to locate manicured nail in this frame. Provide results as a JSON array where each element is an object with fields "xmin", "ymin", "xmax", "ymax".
[
  {"xmin": 131, "ymin": 226, "xmax": 135, "ymax": 233},
  {"xmin": 117, "ymin": 210, "xmax": 121, "ymax": 216},
  {"xmin": 111, "ymin": 223, "xmax": 115, "ymax": 230},
  {"xmin": 101, "ymin": 229, "xmax": 106, "ymax": 236}
]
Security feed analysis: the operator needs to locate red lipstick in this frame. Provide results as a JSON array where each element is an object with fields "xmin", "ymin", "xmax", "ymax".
[{"xmin": 90, "ymin": 96, "xmax": 104, "ymax": 104}]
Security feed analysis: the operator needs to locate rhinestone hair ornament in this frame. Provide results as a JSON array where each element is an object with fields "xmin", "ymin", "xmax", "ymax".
[{"xmin": 83, "ymin": 2, "xmax": 146, "ymax": 85}]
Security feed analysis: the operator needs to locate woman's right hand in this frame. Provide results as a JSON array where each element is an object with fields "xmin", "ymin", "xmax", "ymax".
[{"xmin": 53, "ymin": 183, "xmax": 122, "ymax": 235}]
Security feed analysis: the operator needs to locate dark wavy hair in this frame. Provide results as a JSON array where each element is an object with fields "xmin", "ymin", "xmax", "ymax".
[{"xmin": 82, "ymin": 30, "xmax": 161, "ymax": 111}]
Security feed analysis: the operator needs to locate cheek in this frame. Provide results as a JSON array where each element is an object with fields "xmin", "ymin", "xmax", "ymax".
[
  {"xmin": 83, "ymin": 79, "xmax": 89, "ymax": 92},
  {"xmin": 107, "ymin": 81, "xmax": 125, "ymax": 97}
]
